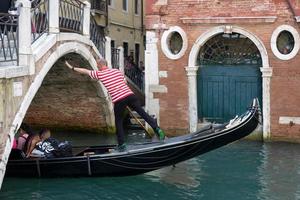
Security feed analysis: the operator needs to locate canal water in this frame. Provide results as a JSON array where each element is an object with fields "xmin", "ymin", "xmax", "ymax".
[{"xmin": 1, "ymin": 131, "xmax": 300, "ymax": 200}]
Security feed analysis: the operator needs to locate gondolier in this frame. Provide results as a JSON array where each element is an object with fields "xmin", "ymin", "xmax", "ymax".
[{"xmin": 65, "ymin": 59, "xmax": 165, "ymax": 151}]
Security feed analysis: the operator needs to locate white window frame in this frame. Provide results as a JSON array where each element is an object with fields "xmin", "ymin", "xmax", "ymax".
[
  {"xmin": 271, "ymin": 25, "xmax": 300, "ymax": 60},
  {"xmin": 134, "ymin": 0, "xmax": 140, "ymax": 15},
  {"xmin": 161, "ymin": 26, "xmax": 188, "ymax": 60},
  {"xmin": 122, "ymin": 0, "xmax": 128, "ymax": 12}
]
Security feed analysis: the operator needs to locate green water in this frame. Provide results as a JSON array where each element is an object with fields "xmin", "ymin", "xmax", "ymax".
[{"xmin": 1, "ymin": 132, "xmax": 300, "ymax": 200}]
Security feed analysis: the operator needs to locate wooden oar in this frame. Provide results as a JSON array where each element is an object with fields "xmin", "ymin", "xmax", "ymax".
[{"xmin": 126, "ymin": 106, "xmax": 152, "ymax": 138}]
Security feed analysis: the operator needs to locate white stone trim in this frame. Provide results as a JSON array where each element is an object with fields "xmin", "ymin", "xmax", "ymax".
[
  {"xmin": 270, "ymin": 25, "xmax": 300, "ymax": 60},
  {"xmin": 105, "ymin": 36, "xmax": 112, "ymax": 68},
  {"xmin": 82, "ymin": 1, "xmax": 91, "ymax": 37},
  {"xmin": 279, "ymin": 116, "xmax": 300, "ymax": 125},
  {"xmin": 145, "ymin": 31, "xmax": 160, "ymax": 124},
  {"xmin": 161, "ymin": 26, "xmax": 188, "ymax": 60},
  {"xmin": 187, "ymin": 25, "xmax": 271, "ymax": 140},
  {"xmin": 180, "ymin": 16, "xmax": 277, "ymax": 24}
]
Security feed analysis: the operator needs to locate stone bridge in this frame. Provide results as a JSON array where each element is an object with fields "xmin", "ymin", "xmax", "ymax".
[{"xmin": 0, "ymin": 0, "xmax": 145, "ymax": 188}]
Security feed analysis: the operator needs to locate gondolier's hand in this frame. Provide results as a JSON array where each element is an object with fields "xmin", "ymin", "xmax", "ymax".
[{"xmin": 65, "ymin": 61, "xmax": 74, "ymax": 70}]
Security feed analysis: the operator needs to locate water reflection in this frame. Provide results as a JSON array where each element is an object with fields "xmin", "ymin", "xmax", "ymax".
[{"xmin": 259, "ymin": 142, "xmax": 300, "ymax": 200}]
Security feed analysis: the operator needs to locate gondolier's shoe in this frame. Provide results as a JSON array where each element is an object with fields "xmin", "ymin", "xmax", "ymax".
[
  {"xmin": 155, "ymin": 127, "xmax": 165, "ymax": 140},
  {"xmin": 116, "ymin": 143, "xmax": 127, "ymax": 152}
]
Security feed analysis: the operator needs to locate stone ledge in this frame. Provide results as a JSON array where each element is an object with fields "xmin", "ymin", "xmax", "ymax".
[
  {"xmin": 0, "ymin": 65, "xmax": 29, "ymax": 79},
  {"xmin": 180, "ymin": 16, "xmax": 277, "ymax": 24},
  {"xmin": 149, "ymin": 84, "xmax": 168, "ymax": 93},
  {"xmin": 279, "ymin": 116, "xmax": 300, "ymax": 125}
]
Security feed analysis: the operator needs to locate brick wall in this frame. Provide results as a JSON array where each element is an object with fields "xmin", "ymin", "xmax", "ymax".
[
  {"xmin": 24, "ymin": 54, "xmax": 112, "ymax": 133},
  {"xmin": 146, "ymin": 0, "xmax": 300, "ymax": 140}
]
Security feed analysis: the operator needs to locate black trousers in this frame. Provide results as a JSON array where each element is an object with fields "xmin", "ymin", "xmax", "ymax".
[{"xmin": 114, "ymin": 95, "xmax": 158, "ymax": 145}]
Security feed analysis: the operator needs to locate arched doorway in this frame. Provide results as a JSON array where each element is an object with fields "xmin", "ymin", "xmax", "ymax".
[
  {"xmin": 197, "ymin": 33, "xmax": 262, "ymax": 123},
  {"xmin": 186, "ymin": 26, "xmax": 272, "ymax": 139}
]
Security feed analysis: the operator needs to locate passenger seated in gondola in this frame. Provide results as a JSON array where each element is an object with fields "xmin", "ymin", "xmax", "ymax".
[
  {"xmin": 25, "ymin": 128, "xmax": 51, "ymax": 158},
  {"xmin": 16, "ymin": 123, "xmax": 34, "ymax": 152},
  {"xmin": 28, "ymin": 129, "xmax": 73, "ymax": 158}
]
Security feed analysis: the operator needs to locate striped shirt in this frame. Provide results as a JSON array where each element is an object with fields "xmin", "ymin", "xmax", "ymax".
[{"xmin": 89, "ymin": 68, "xmax": 134, "ymax": 103}]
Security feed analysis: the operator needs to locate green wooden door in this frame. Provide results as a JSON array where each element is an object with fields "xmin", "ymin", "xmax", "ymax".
[{"xmin": 197, "ymin": 65, "xmax": 262, "ymax": 123}]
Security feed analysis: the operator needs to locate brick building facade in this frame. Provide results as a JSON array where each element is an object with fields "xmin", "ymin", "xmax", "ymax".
[{"xmin": 145, "ymin": 0, "xmax": 300, "ymax": 142}]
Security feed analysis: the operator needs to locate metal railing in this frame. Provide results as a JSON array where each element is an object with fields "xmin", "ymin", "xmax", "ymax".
[
  {"xmin": 90, "ymin": 0, "xmax": 107, "ymax": 15},
  {"xmin": 0, "ymin": 13, "xmax": 18, "ymax": 64},
  {"xmin": 90, "ymin": 16, "xmax": 105, "ymax": 58},
  {"xmin": 124, "ymin": 63, "xmax": 144, "ymax": 92},
  {"xmin": 59, "ymin": 0, "xmax": 84, "ymax": 33},
  {"xmin": 111, "ymin": 47, "xmax": 119, "ymax": 69},
  {"xmin": 31, "ymin": 0, "xmax": 49, "ymax": 43}
]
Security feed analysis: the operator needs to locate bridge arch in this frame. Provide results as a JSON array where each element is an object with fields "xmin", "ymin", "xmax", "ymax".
[{"xmin": 13, "ymin": 41, "xmax": 114, "ymax": 133}]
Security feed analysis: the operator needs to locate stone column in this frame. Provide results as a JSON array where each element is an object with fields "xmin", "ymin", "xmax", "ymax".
[
  {"xmin": 145, "ymin": 31, "xmax": 160, "ymax": 121},
  {"xmin": 185, "ymin": 66, "xmax": 199, "ymax": 132},
  {"xmin": 118, "ymin": 46, "xmax": 124, "ymax": 74},
  {"xmin": 260, "ymin": 67, "xmax": 273, "ymax": 141},
  {"xmin": 82, "ymin": 1, "xmax": 91, "ymax": 37},
  {"xmin": 16, "ymin": 0, "xmax": 32, "ymax": 70},
  {"xmin": 105, "ymin": 36, "xmax": 112, "ymax": 68},
  {"xmin": 49, "ymin": 0, "xmax": 59, "ymax": 34}
]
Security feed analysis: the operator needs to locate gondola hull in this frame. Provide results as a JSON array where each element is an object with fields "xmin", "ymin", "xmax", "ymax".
[{"xmin": 6, "ymin": 99, "xmax": 260, "ymax": 178}]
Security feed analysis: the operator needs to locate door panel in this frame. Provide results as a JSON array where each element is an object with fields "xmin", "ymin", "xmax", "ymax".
[{"xmin": 197, "ymin": 65, "xmax": 262, "ymax": 123}]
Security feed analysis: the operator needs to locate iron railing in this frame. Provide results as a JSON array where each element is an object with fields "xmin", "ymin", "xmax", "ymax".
[
  {"xmin": 59, "ymin": 0, "xmax": 84, "ymax": 33},
  {"xmin": 90, "ymin": 16, "xmax": 105, "ymax": 58},
  {"xmin": 90, "ymin": 0, "xmax": 107, "ymax": 15},
  {"xmin": 0, "ymin": 13, "xmax": 18, "ymax": 64},
  {"xmin": 111, "ymin": 47, "xmax": 119, "ymax": 69},
  {"xmin": 31, "ymin": 0, "xmax": 49, "ymax": 43},
  {"xmin": 124, "ymin": 63, "xmax": 144, "ymax": 92}
]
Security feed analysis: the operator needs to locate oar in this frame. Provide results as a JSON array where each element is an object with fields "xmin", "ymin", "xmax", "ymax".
[{"xmin": 126, "ymin": 106, "xmax": 152, "ymax": 138}]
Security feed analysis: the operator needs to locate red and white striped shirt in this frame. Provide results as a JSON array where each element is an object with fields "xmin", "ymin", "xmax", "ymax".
[{"xmin": 89, "ymin": 67, "xmax": 134, "ymax": 103}]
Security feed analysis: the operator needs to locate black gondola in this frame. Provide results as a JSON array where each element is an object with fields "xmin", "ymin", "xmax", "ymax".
[{"xmin": 6, "ymin": 99, "xmax": 260, "ymax": 178}]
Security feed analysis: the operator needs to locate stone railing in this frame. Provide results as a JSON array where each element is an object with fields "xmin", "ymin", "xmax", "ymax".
[{"xmin": 0, "ymin": 0, "xmax": 107, "ymax": 66}]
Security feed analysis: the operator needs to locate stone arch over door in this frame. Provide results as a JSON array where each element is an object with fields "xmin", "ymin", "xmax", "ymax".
[{"xmin": 186, "ymin": 26, "xmax": 272, "ymax": 140}]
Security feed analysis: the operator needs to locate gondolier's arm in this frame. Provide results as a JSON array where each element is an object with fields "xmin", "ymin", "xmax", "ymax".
[{"xmin": 65, "ymin": 61, "xmax": 91, "ymax": 75}]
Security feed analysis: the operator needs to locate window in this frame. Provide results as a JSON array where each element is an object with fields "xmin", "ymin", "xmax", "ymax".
[
  {"xmin": 111, "ymin": 40, "xmax": 115, "ymax": 49},
  {"xmin": 276, "ymin": 31, "xmax": 294, "ymax": 55},
  {"xmin": 161, "ymin": 26, "xmax": 188, "ymax": 60},
  {"xmin": 198, "ymin": 33, "xmax": 261, "ymax": 65},
  {"xmin": 123, "ymin": 42, "xmax": 128, "ymax": 57},
  {"xmin": 135, "ymin": 43, "xmax": 140, "ymax": 64},
  {"xmin": 271, "ymin": 25, "xmax": 300, "ymax": 60},
  {"xmin": 122, "ymin": 0, "xmax": 128, "ymax": 12},
  {"xmin": 134, "ymin": 0, "xmax": 139, "ymax": 15},
  {"xmin": 168, "ymin": 32, "xmax": 183, "ymax": 55}
]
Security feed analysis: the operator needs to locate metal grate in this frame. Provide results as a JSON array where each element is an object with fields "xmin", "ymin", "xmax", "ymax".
[
  {"xmin": 90, "ymin": 0, "xmax": 107, "ymax": 15},
  {"xmin": 124, "ymin": 58, "xmax": 144, "ymax": 92},
  {"xmin": 198, "ymin": 33, "xmax": 262, "ymax": 65},
  {"xmin": 59, "ymin": 0, "xmax": 84, "ymax": 33},
  {"xmin": 31, "ymin": 0, "xmax": 49, "ymax": 43},
  {"xmin": 111, "ymin": 47, "xmax": 119, "ymax": 69},
  {"xmin": 0, "ymin": 13, "xmax": 18, "ymax": 64},
  {"xmin": 90, "ymin": 16, "xmax": 105, "ymax": 58}
]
